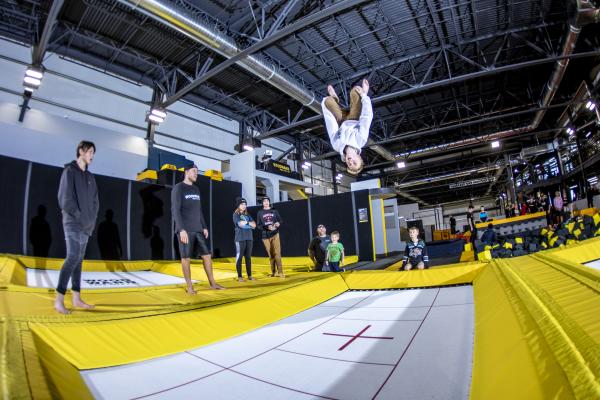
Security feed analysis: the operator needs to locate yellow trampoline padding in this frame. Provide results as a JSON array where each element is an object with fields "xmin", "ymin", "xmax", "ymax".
[
  {"xmin": 475, "ymin": 211, "xmax": 546, "ymax": 229},
  {"xmin": 29, "ymin": 273, "xmax": 348, "ymax": 369},
  {"xmin": 345, "ymin": 263, "xmax": 485, "ymax": 289},
  {"xmin": 497, "ymin": 258, "xmax": 600, "ymax": 398},
  {"xmin": 547, "ymin": 236, "xmax": 600, "ymax": 265},
  {"xmin": 213, "ymin": 255, "xmax": 358, "ymax": 269},
  {"xmin": 33, "ymin": 330, "xmax": 93, "ymax": 399},
  {"xmin": 0, "ymin": 256, "xmax": 26, "ymax": 286},
  {"xmin": 470, "ymin": 263, "xmax": 572, "ymax": 400}
]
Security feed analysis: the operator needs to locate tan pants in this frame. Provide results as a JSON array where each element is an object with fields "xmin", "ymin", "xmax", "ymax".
[
  {"xmin": 262, "ymin": 233, "xmax": 283, "ymax": 275},
  {"xmin": 324, "ymin": 86, "xmax": 363, "ymax": 124}
]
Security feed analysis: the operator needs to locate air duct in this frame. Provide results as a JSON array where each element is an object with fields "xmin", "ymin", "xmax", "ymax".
[
  {"xmin": 116, "ymin": 0, "xmax": 318, "ymax": 110},
  {"xmin": 116, "ymin": 0, "xmax": 398, "ymax": 161}
]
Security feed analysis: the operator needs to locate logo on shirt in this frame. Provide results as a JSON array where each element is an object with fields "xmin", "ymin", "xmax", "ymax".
[
  {"xmin": 185, "ymin": 194, "xmax": 200, "ymax": 200},
  {"xmin": 263, "ymin": 212, "xmax": 275, "ymax": 225},
  {"xmin": 409, "ymin": 247, "xmax": 422, "ymax": 257}
]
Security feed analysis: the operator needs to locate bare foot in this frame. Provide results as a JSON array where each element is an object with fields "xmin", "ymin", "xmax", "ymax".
[
  {"xmin": 327, "ymin": 85, "xmax": 339, "ymax": 101},
  {"xmin": 186, "ymin": 288, "xmax": 197, "ymax": 295},
  {"xmin": 362, "ymin": 79, "xmax": 369, "ymax": 94},
  {"xmin": 279, "ymin": 274, "xmax": 286, "ymax": 279},
  {"xmin": 237, "ymin": 277, "xmax": 245, "ymax": 282},
  {"xmin": 211, "ymin": 284, "xmax": 226, "ymax": 290},
  {"xmin": 270, "ymin": 273, "xmax": 276, "ymax": 277},
  {"xmin": 72, "ymin": 300, "xmax": 95, "ymax": 309},
  {"xmin": 248, "ymin": 277, "xmax": 255, "ymax": 281},
  {"xmin": 54, "ymin": 301, "xmax": 71, "ymax": 315}
]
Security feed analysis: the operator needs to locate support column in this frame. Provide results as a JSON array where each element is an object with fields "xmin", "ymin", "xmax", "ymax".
[
  {"xmin": 504, "ymin": 154, "xmax": 516, "ymax": 204},
  {"xmin": 332, "ymin": 161, "xmax": 338, "ymax": 194}
]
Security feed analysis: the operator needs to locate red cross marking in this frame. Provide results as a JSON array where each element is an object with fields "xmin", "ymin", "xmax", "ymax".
[{"xmin": 322, "ymin": 325, "xmax": 394, "ymax": 351}]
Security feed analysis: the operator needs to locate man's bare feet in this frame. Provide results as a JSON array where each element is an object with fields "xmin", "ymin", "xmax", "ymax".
[
  {"xmin": 237, "ymin": 277, "xmax": 245, "ymax": 282},
  {"xmin": 186, "ymin": 287, "xmax": 197, "ymax": 295},
  {"xmin": 72, "ymin": 299, "xmax": 95, "ymax": 309},
  {"xmin": 211, "ymin": 284, "xmax": 226, "ymax": 290},
  {"xmin": 248, "ymin": 276, "xmax": 255, "ymax": 281},
  {"xmin": 327, "ymin": 85, "xmax": 339, "ymax": 101},
  {"xmin": 54, "ymin": 301, "xmax": 71, "ymax": 314}
]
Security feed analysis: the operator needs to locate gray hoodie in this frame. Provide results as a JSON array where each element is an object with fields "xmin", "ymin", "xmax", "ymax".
[{"xmin": 57, "ymin": 160, "xmax": 99, "ymax": 236}]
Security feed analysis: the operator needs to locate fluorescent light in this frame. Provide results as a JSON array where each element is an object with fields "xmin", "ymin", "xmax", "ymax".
[
  {"xmin": 23, "ymin": 76, "xmax": 41, "ymax": 86},
  {"xmin": 151, "ymin": 108, "xmax": 167, "ymax": 118},
  {"xmin": 586, "ymin": 132, "xmax": 592, "ymax": 138},
  {"xmin": 491, "ymin": 141, "xmax": 500, "ymax": 148},
  {"xmin": 301, "ymin": 164, "xmax": 309, "ymax": 170},
  {"xmin": 148, "ymin": 114, "xmax": 164, "ymax": 123},
  {"xmin": 25, "ymin": 68, "xmax": 43, "ymax": 79},
  {"xmin": 396, "ymin": 161, "xmax": 406, "ymax": 168},
  {"xmin": 303, "ymin": 161, "xmax": 311, "ymax": 167},
  {"xmin": 586, "ymin": 100, "xmax": 595, "ymax": 110},
  {"xmin": 24, "ymin": 87, "xmax": 34, "ymax": 93},
  {"xmin": 566, "ymin": 127, "xmax": 574, "ymax": 135},
  {"xmin": 243, "ymin": 144, "xmax": 254, "ymax": 151},
  {"xmin": 591, "ymin": 103, "xmax": 597, "ymax": 111}
]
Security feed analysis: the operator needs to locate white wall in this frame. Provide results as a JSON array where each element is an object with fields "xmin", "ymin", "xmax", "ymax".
[
  {"xmin": 0, "ymin": 38, "xmax": 250, "ymax": 177},
  {"xmin": 397, "ymin": 203, "xmax": 420, "ymax": 227},
  {"xmin": 0, "ymin": 102, "xmax": 147, "ymax": 179}
]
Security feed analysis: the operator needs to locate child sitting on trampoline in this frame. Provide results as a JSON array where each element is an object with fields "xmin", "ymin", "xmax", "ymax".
[
  {"xmin": 402, "ymin": 226, "xmax": 430, "ymax": 271},
  {"xmin": 322, "ymin": 79, "xmax": 373, "ymax": 175}
]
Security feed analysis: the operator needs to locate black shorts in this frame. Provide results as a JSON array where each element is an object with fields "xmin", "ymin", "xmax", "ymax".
[{"xmin": 178, "ymin": 231, "xmax": 211, "ymax": 258}]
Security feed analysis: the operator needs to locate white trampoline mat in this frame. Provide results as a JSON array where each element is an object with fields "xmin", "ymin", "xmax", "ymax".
[
  {"xmin": 26, "ymin": 269, "xmax": 192, "ymax": 289},
  {"xmin": 82, "ymin": 285, "xmax": 474, "ymax": 400},
  {"xmin": 584, "ymin": 259, "xmax": 600, "ymax": 270}
]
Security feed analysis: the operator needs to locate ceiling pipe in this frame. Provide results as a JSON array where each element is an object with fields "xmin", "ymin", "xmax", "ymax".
[
  {"xmin": 115, "ymin": 0, "xmax": 398, "ymax": 161},
  {"xmin": 115, "ymin": 0, "xmax": 319, "ymax": 111}
]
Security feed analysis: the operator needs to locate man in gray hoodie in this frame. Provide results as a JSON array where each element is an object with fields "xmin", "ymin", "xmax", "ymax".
[{"xmin": 54, "ymin": 141, "xmax": 99, "ymax": 314}]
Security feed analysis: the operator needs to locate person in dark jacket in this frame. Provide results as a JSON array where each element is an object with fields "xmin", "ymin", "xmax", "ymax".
[
  {"xmin": 54, "ymin": 141, "xmax": 99, "ymax": 314},
  {"xmin": 308, "ymin": 224, "xmax": 331, "ymax": 271},
  {"xmin": 449, "ymin": 216, "xmax": 457, "ymax": 234},
  {"xmin": 480, "ymin": 223, "xmax": 497, "ymax": 245},
  {"xmin": 172, "ymin": 164, "xmax": 224, "ymax": 294},
  {"xmin": 257, "ymin": 197, "xmax": 284, "ymax": 277},
  {"xmin": 233, "ymin": 198, "xmax": 256, "ymax": 281}
]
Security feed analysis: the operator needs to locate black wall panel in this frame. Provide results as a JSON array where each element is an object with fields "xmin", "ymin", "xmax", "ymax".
[
  {"xmin": 247, "ymin": 205, "xmax": 267, "ymax": 257},
  {"xmin": 130, "ymin": 182, "xmax": 172, "ymax": 260},
  {"xmin": 210, "ymin": 179, "xmax": 241, "ymax": 258},
  {"xmin": 85, "ymin": 176, "xmax": 128, "ymax": 260},
  {"xmin": 310, "ymin": 193, "xmax": 357, "ymax": 256},
  {"xmin": 1, "ymin": 154, "xmax": 374, "ymax": 262},
  {"xmin": 195, "ymin": 175, "xmax": 211, "ymax": 234},
  {"xmin": 26, "ymin": 163, "xmax": 65, "ymax": 258},
  {"xmin": 0, "ymin": 155, "xmax": 28, "ymax": 254},
  {"xmin": 353, "ymin": 190, "xmax": 374, "ymax": 261}
]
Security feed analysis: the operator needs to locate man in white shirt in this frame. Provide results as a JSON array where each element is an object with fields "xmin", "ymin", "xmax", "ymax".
[{"xmin": 321, "ymin": 79, "xmax": 373, "ymax": 175}]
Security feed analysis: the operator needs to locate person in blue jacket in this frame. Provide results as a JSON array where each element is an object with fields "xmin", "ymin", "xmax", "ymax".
[{"xmin": 233, "ymin": 198, "xmax": 256, "ymax": 281}]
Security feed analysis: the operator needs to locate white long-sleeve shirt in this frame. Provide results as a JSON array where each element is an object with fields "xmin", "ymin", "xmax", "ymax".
[{"xmin": 321, "ymin": 95, "xmax": 373, "ymax": 159}]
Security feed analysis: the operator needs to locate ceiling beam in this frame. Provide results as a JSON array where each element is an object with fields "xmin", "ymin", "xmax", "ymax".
[
  {"xmin": 32, "ymin": 0, "xmax": 64, "ymax": 65},
  {"xmin": 161, "ymin": 0, "xmax": 371, "ymax": 107},
  {"xmin": 257, "ymin": 49, "xmax": 600, "ymax": 140}
]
